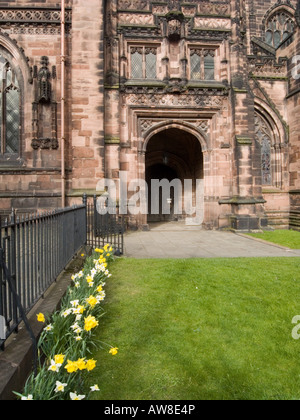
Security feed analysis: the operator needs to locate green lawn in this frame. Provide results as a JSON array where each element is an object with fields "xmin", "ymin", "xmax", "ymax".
[
  {"xmin": 88, "ymin": 257, "xmax": 300, "ymax": 400},
  {"xmin": 247, "ymin": 230, "xmax": 300, "ymax": 249}
]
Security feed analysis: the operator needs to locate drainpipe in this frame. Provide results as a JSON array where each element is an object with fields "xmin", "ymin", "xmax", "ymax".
[{"xmin": 61, "ymin": 0, "xmax": 66, "ymax": 208}]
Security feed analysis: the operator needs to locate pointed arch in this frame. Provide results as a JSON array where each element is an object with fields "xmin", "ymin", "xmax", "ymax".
[
  {"xmin": 142, "ymin": 120, "xmax": 209, "ymax": 153},
  {"xmin": 254, "ymin": 99, "xmax": 288, "ymax": 189},
  {"xmin": 263, "ymin": 3, "xmax": 296, "ymax": 48},
  {"xmin": 0, "ymin": 32, "xmax": 31, "ymax": 160}
]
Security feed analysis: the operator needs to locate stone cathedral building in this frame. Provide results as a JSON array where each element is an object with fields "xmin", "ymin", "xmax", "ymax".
[{"xmin": 0, "ymin": 0, "xmax": 300, "ymax": 231}]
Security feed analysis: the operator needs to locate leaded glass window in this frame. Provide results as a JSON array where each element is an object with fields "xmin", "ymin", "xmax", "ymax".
[
  {"xmin": 131, "ymin": 48, "xmax": 143, "ymax": 79},
  {"xmin": 204, "ymin": 52, "xmax": 215, "ymax": 80},
  {"xmin": 145, "ymin": 49, "xmax": 157, "ymax": 79},
  {"xmin": 255, "ymin": 112, "xmax": 272, "ymax": 186},
  {"xmin": 190, "ymin": 49, "xmax": 215, "ymax": 81},
  {"xmin": 130, "ymin": 46, "xmax": 157, "ymax": 80},
  {"xmin": 0, "ymin": 54, "xmax": 20, "ymax": 156},
  {"xmin": 190, "ymin": 51, "xmax": 201, "ymax": 80}
]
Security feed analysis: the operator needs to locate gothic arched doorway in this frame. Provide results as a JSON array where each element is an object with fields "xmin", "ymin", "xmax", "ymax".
[{"xmin": 145, "ymin": 127, "xmax": 204, "ymax": 224}]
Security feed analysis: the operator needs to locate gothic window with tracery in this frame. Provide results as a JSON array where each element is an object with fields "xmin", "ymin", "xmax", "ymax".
[
  {"xmin": 0, "ymin": 54, "xmax": 20, "ymax": 156},
  {"xmin": 130, "ymin": 47, "xmax": 157, "ymax": 80},
  {"xmin": 255, "ymin": 112, "xmax": 273, "ymax": 186},
  {"xmin": 190, "ymin": 49, "xmax": 215, "ymax": 81},
  {"xmin": 265, "ymin": 10, "xmax": 295, "ymax": 48}
]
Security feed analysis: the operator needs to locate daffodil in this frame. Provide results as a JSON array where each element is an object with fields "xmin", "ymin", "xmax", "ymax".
[
  {"xmin": 55, "ymin": 381, "xmax": 67, "ymax": 393},
  {"xmin": 86, "ymin": 275, "xmax": 93, "ymax": 284},
  {"xmin": 37, "ymin": 313, "xmax": 45, "ymax": 323},
  {"xmin": 21, "ymin": 394, "xmax": 33, "ymax": 400},
  {"xmin": 97, "ymin": 290, "xmax": 106, "ymax": 299},
  {"xmin": 48, "ymin": 359, "xmax": 62, "ymax": 373},
  {"xmin": 86, "ymin": 295, "xmax": 98, "ymax": 309},
  {"xmin": 85, "ymin": 359, "xmax": 97, "ymax": 371},
  {"xmin": 43, "ymin": 324, "xmax": 53, "ymax": 332},
  {"xmin": 73, "ymin": 305, "xmax": 85, "ymax": 315},
  {"xmin": 76, "ymin": 358, "xmax": 87, "ymax": 371},
  {"xmin": 90, "ymin": 385, "xmax": 100, "ymax": 392},
  {"xmin": 70, "ymin": 392, "xmax": 85, "ymax": 401},
  {"xmin": 109, "ymin": 347, "xmax": 118, "ymax": 356},
  {"xmin": 64, "ymin": 360, "xmax": 78, "ymax": 374},
  {"xmin": 84, "ymin": 315, "xmax": 99, "ymax": 332},
  {"xmin": 54, "ymin": 354, "xmax": 65, "ymax": 365},
  {"xmin": 61, "ymin": 309, "xmax": 72, "ymax": 318}
]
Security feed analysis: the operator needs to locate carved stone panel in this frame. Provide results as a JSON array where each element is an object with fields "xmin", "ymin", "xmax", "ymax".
[
  {"xmin": 0, "ymin": 7, "xmax": 72, "ymax": 34},
  {"xmin": 139, "ymin": 118, "xmax": 210, "ymax": 136},
  {"xmin": 125, "ymin": 92, "xmax": 225, "ymax": 109}
]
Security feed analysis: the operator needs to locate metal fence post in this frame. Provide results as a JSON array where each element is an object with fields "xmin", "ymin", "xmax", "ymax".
[
  {"xmin": 82, "ymin": 193, "xmax": 88, "ymax": 246},
  {"xmin": 0, "ymin": 232, "xmax": 4, "ymax": 351},
  {"xmin": 10, "ymin": 209, "xmax": 18, "ymax": 331}
]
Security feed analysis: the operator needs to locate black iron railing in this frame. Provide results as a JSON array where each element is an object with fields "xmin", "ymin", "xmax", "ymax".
[
  {"xmin": 0, "ymin": 205, "xmax": 86, "ymax": 349},
  {"xmin": 84, "ymin": 194, "xmax": 125, "ymax": 256},
  {"xmin": 0, "ymin": 197, "xmax": 125, "ymax": 351}
]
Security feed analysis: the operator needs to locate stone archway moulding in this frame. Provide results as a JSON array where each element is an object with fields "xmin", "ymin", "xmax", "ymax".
[
  {"xmin": 0, "ymin": 31, "xmax": 32, "ymax": 86},
  {"xmin": 262, "ymin": 2, "xmax": 295, "ymax": 28},
  {"xmin": 254, "ymin": 97, "xmax": 288, "ymax": 146},
  {"xmin": 142, "ymin": 120, "xmax": 209, "ymax": 153}
]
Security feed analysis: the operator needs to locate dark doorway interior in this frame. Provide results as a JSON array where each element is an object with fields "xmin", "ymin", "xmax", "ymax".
[
  {"xmin": 145, "ymin": 128, "xmax": 203, "ymax": 224},
  {"xmin": 146, "ymin": 163, "xmax": 178, "ymax": 223}
]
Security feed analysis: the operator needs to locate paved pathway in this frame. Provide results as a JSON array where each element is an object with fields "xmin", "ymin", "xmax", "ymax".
[{"xmin": 124, "ymin": 222, "xmax": 300, "ymax": 259}]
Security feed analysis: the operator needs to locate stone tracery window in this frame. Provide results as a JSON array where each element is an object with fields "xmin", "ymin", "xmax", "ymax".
[
  {"xmin": 0, "ymin": 54, "xmax": 20, "ymax": 156},
  {"xmin": 130, "ymin": 46, "xmax": 157, "ymax": 80},
  {"xmin": 255, "ymin": 112, "xmax": 273, "ymax": 186},
  {"xmin": 265, "ymin": 10, "xmax": 295, "ymax": 48}
]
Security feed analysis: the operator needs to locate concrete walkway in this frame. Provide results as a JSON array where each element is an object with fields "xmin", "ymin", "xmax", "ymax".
[{"xmin": 124, "ymin": 222, "xmax": 300, "ymax": 259}]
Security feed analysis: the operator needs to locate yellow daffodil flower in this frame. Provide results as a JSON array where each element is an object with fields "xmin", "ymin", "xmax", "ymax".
[
  {"xmin": 86, "ymin": 295, "xmax": 98, "ymax": 309},
  {"xmin": 37, "ymin": 313, "xmax": 45, "ymax": 323},
  {"xmin": 64, "ymin": 360, "xmax": 79, "ymax": 374},
  {"xmin": 86, "ymin": 359, "xmax": 97, "ymax": 371},
  {"xmin": 76, "ymin": 358, "xmax": 87, "ymax": 371},
  {"xmin": 54, "ymin": 354, "xmax": 65, "ymax": 365},
  {"xmin": 84, "ymin": 315, "xmax": 99, "ymax": 332}
]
